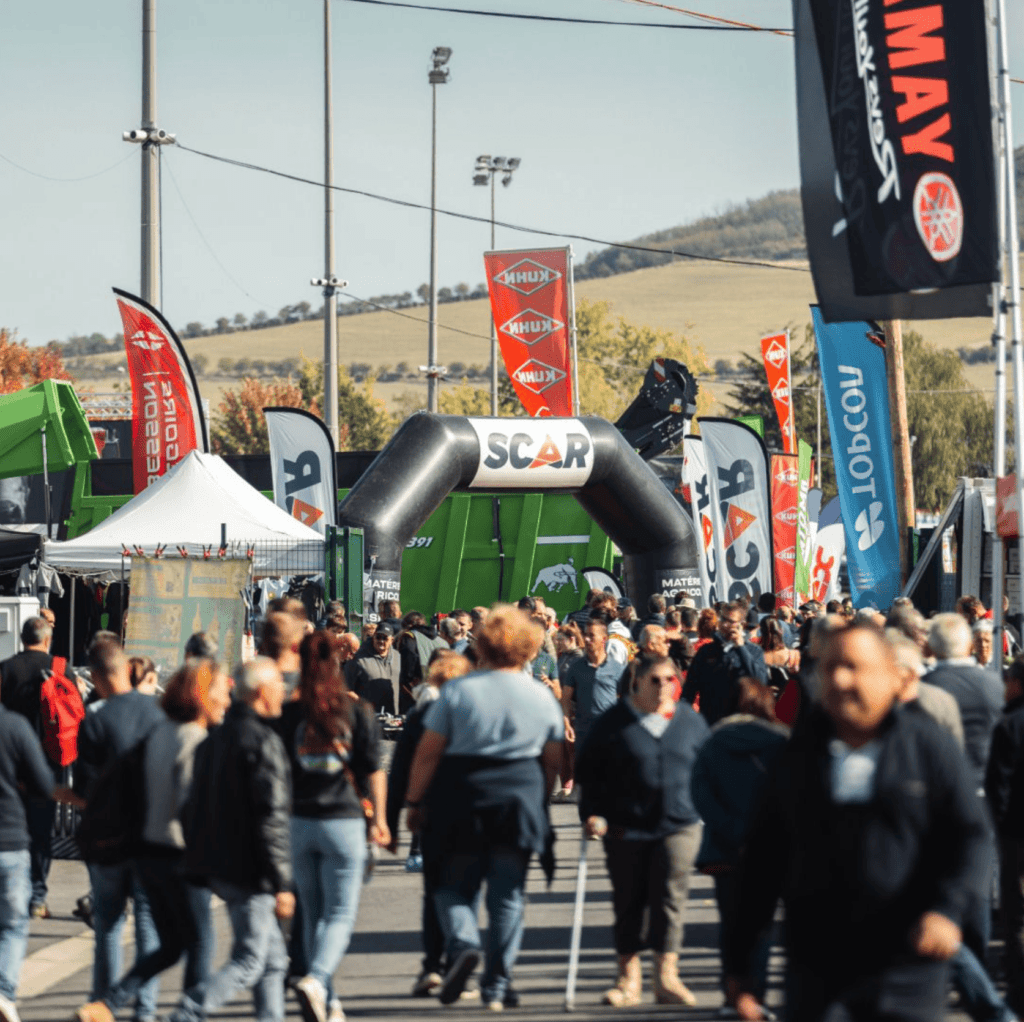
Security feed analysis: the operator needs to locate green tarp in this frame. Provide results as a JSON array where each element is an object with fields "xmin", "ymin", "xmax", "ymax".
[{"xmin": 0, "ymin": 381, "xmax": 98, "ymax": 480}]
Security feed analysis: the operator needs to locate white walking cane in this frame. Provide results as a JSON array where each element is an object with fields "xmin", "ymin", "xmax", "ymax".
[{"xmin": 564, "ymin": 831, "xmax": 590, "ymax": 1012}]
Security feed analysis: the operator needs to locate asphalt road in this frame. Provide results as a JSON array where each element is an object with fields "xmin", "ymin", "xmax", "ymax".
[{"xmin": 15, "ymin": 803, "xmax": 981, "ymax": 1021}]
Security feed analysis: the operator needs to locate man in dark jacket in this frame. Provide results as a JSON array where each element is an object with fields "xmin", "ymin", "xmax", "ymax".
[
  {"xmin": 986, "ymin": 655, "xmax": 1024, "ymax": 1012},
  {"xmin": 728, "ymin": 623, "xmax": 990, "ymax": 1022},
  {"xmin": 172, "ymin": 657, "xmax": 293, "ymax": 1022},
  {"xmin": 346, "ymin": 621, "xmax": 404, "ymax": 715},
  {"xmin": 682, "ymin": 602, "xmax": 768, "ymax": 725},
  {"xmin": 76, "ymin": 637, "xmax": 164, "ymax": 1022},
  {"xmin": 0, "ymin": 615, "xmax": 76, "ymax": 916}
]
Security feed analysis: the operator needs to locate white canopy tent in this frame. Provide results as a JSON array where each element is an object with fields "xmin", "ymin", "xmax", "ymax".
[{"xmin": 43, "ymin": 450, "xmax": 324, "ymax": 578}]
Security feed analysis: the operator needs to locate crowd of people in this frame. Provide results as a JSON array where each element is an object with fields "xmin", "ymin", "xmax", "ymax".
[{"xmin": 0, "ymin": 585, "xmax": 1022, "ymax": 1022}]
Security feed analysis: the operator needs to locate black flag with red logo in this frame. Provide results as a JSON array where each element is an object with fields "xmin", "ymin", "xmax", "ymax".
[{"xmin": 794, "ymin": 0, "xmax": 998, "ymax": 322}]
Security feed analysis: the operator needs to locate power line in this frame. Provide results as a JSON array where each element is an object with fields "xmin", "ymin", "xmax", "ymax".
[
  {"xmin": 610, "ymin": 0, "xmax": 791, "ymax": 36},
  {"xmin": 171, "ymin": 143, "xmax": 810, "ymax": 275},
  {"xmin": 338, "ymin": 0, "xmax": 791, "ymax": 31},
  {"xmin": 0, "ymin": 149, "xmax": 136, "ymax": 183}
]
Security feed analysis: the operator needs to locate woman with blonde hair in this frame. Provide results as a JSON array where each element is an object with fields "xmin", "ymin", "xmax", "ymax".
[{"xmin": 405, "ymin": 607, "xmax": 564, "ymax": 1010}]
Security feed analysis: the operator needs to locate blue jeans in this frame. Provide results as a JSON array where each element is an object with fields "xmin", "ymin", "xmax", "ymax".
[
  {"xmin": 0, "ymin": 850, "xmax": 30, "ymax": 1002},
  {"xmin": 104, "ymin": 855, "xmax": 214, "ymax": 1011},
  {"xmin": 87, "ymin": 860, "xmax": 160, "ymax": 1020},
  {"xmin": 24, "ymin": 796, "xmax": 54, "ymax": 910},
  {"xmin": 949, "ymin": 943, "xmax": 1016, "ymax": 1022},
  {"xmin": 290, "ymin": 816, "xmax": 366, "ymax": 995},
  {"xmin": 173, "ymin": 882, "xmax": 287, "ymax": 1022},
  {"xmin": 433, "ymin": 845, "xmax": 529, "ymax": 1003}
]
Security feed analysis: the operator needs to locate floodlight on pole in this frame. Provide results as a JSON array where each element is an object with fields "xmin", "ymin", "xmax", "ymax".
[
  {"xmin": 425, "ymin": 46, "xmax": 452, "ymax": 413},
  {"xmin": 472, "ymin": 153, "xmax": 522, "ymax": 415}
]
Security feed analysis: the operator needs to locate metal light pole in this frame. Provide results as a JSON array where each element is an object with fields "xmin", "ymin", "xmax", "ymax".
[
  {"xmin": 474, "ymin": 155, "xmax": 521, "ymax": 415},
  {"xmin": 310, "ymin": 0, "xmax": 341, "ymax": 446},
  {"xmin": 425, "ymin": 47, "xmax": 451, "ymax": 413},
  {"xmin": 123, "ymin": 0, "xmax": 174, "ymax": 308}
]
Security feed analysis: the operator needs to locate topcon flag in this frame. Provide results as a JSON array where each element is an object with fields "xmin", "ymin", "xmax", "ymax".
[
  {"xmin": 812, "ymin": 308, "xmax": 901, "ymax": 608},
  {"xmin": 264, "ymin": 408, "xmax": 337, "ymax": 538}
]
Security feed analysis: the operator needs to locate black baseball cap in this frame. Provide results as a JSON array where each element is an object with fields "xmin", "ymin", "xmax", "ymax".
[{"xmin": 374, "ymin": 621, "xmax": 395, "ymax": 639}]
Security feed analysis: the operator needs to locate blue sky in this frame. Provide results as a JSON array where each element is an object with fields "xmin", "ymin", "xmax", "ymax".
[{"xmin": 2, "ymin": 0, "xmax": 1022, "ymax": 345}]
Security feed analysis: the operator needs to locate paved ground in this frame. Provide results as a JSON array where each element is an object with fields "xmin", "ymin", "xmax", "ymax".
[{"xmin": 16, "ymin": 803, "xmax": 981, "ymax": 1021}]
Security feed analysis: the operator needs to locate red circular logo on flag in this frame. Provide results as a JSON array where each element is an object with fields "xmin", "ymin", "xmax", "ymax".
[{"xmin": 912, "ymin": 172, "xmax": 963, "ymax": 263}]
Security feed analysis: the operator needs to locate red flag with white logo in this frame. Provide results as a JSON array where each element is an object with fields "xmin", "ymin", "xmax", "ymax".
[
  {"xmin": 114, "ymin": 288, "xmax": 208, "ymax": 494},
  {"xmin": 770, "ymin": 454, "xmax": 799, "ymax": 607},
  {"xmin": 760, "ymin": 331, "xmax": 796, "ymax": 455},
  {"xmin": 483, "ymin": 247, "xmax": 574, "ymax": 417}
]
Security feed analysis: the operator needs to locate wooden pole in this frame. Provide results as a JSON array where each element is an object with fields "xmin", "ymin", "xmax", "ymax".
[{"xmin": 884, "ymin": 320, "xmax": 915, "ymax": 583}]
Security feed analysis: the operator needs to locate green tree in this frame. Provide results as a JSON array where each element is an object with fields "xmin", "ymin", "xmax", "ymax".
[
  {"xmin": 298, "ymin": 358, "xmax": 396, "ymax": 451},
  {"xmin": 191, "ymin": 353, "xmax": 208, "ymax": 376}
]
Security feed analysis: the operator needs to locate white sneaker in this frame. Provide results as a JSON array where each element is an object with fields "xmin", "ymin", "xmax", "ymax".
[
  {"xmin": 327, "ymin": 997, "xmax": 345, "ymax": 1022},
  {"xmin": 294, "ymin": 975, "xmax": 328, "ymax": 1022},
  {"xmin": 0, "ymin": 995, "xmax": 19, "ymax": 1022}
]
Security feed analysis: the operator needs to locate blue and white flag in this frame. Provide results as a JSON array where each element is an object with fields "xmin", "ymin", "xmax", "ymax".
[{"xmin": 812, "ymin": 308, "xmax": 901, "ymax": 609}]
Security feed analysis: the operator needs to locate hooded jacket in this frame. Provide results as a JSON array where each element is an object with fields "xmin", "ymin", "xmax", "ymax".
[{"xmin": 691, "ymin": 714, "xmax": 790, "ymax": 868}]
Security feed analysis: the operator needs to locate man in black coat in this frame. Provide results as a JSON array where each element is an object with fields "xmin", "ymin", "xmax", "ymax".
[
  {"xmin": 986, "ymin": 655, "xmax": 1024, "ymax": 1013},
  {"xmin": 728, "ymin": 623, "xmax": 990, "ymax": 1022},
  {"xmin": 173, "ymin": 657, "xmax": 293, "ymax": 1022},
  {"xmin": 681, "ymin": 602, "xmax": 767, "ymax": 725}
]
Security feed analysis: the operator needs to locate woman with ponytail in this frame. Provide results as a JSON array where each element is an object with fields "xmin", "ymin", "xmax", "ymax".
[{"xmin": 279, "ymin": 630, "xmax": 389, "ymax": 1022}]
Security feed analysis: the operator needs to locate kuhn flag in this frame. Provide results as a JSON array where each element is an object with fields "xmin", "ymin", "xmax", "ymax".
[
  {"xmin": 770, "ymin": 455, "xmax": 799, "ymax": 607},
  {"xmin": 793, "ymin": 0, "xmax": 997, "ymax": 322},
  {"xmin": 683, "ymin": 436, "xmax": 715, "ymax": 606},
  {"xmin": 484, "ymin": 247, "xmax": 574, "ymax": 417},
  {"xmin": 761, "ymin": 332, "xmax": 796, "ymax": 454},
  {"xmin": 700, "ymin": 419, "xmax": 774, "ymax": 603},
  {"xmin": 813, "ymin": 307, "xmax": 901, "ymax": 608},
  {"xmin": 114, "ymin": 288, "xmax": 207, "ymax": 494},
  {"xmin": 264, "ymin": 408, "xmax": 337, "ymax": 537}
]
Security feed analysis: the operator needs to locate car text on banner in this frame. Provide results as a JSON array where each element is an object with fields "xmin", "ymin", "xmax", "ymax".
[{"xmin": 264, "ymin": 407, "xmax": 337, "ymax": 537}]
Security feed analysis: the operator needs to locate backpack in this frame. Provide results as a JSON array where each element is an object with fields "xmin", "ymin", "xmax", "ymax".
[
  {"xmin": 607, "ymin": 633, "xmax": 639, "ymax": 663},
  {"xmin": 40, "ymin": 656, "xmax": 86, "ymax": 767},
  {"xmin": 76, "ymin": 738, "xmax": 148, "ymax": 865}
]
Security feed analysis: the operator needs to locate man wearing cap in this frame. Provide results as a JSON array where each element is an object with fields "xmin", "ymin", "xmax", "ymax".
[{"xmin": 346, "ymin": 620, "xmax": 404, "ymax": 716}]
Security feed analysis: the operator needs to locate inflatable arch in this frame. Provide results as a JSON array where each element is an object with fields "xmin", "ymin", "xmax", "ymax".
[{"xmin": 336, "ymin": 413, "xmax": 700, "ymax": 616}]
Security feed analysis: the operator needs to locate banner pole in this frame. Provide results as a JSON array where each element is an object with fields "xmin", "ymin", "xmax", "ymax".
[
  {"xmin": 884, "ymin": 320, "xmax": 914, "ymax": 584},
  {"xmin": 569, "ymin": 246, "xmax": 580, "ymax": 417},
  {"xmin": 991, "ymin": 5, "xmax": 1009, "ymax": 663},
  {"xmin": 784, "ymin": 329, "xmax": 794, "ymax": 454},
  {"xmin": 995, "ymin": 0, "xmax": 1024, "ymax": 647}
]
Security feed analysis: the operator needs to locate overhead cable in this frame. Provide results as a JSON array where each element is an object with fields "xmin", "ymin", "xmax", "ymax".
[
  {"xmin": 338, "ymin": 0, "xmax": 792, "ymax": 31},
  {"xmin": 611, "ymin": 0, "xmax": 791, "ymax": 36},
  {"xmin": 0, "ymin": 149, "xmax": 136, "ymax": 183},
  {"xmin": 171, "ymin": 143, "xmax": 810, "ymax": 275}
]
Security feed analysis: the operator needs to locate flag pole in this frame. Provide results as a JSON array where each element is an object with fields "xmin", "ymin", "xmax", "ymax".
[
  {"xmin": 884, "ymin": 320, "xmax": 915, "ymax": 584},
  {"xmin": 568, "ymin": 246, "xmax": 580, "ymax": 417}
]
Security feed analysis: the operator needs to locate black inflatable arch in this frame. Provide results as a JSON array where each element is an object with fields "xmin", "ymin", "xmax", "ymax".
[{"xmin": 336, "ymin": 413, "xmax": 699, "ymax": 609}]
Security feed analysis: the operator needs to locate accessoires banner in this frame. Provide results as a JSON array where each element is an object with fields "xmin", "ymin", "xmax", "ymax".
[
  {"xmin": 683, "ymin": 436, "xmax": 715, "ymax": 606},
  {"xmin": 810, "ymin": 498, "xmax": 845, "ymax": 605},
  {"xmin": 700, "ymin": 418, "xmax": 774, "ymax": 603},
  {"xmin": 770, "ymin": 454, "xmax": 799, "ymax": 607},
  {"xmin": 264, "ymin": 408, "xmax": 337, "ymax": 537},
  {"xmin": 812, "ymin": 307, "xmax": 901, "ymax": 608},
  {"xmin": 484, "ymin": 247, "xmax": 574, "ymax": 417},
  {"xmin": 761, "ymin": 332, "xmax": 796, "ymax": 454},
  {"xmin": 114, "ymin": 288, "xmax": 207, "ymax": 495},
  {"xmin": 793, "ymin": 439, "xmax": 815, "ymax": 599},
  {"xmin": 792, "ymin": 0, "xmax": 997, "ymax": 322}
]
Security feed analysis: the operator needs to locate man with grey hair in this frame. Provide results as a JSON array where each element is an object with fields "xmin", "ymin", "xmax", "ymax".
[
  {"xmin": 438, "ymin": 616, "xmax": 466, "ymax": 654},
  {"xmin": 887, "ymin": 629, "xmax": 964, "ymax": 747},
  {"xmin": 170, "ymin": 657, "xmax": 292, "ymax": 1022},
  {"xmin": 925, "ymin": 613, "xmax": 1010, "ymax": 1022}
]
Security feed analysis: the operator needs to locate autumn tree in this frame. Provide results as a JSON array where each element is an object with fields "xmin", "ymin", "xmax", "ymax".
[
  {"xmin": 210, "ymin": 377, "xmax": 342, "ymax": 455},
  {"xmin": 297, "ymin": 359, "xmax": 396, "ymax": 451},
  {"xmin": 0, "ymin": 329, "xmax": 73, "ymax": 394}
]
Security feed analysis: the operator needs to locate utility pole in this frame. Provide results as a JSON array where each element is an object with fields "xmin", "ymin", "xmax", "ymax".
[
  {"xmin": 884, "ymin": 320, "xmax": 915, "ymax": 583},
  {"xmin": 425, "ymin": 47, "xmax": 451, "ymax": 413},
  {"xmin": 123, "ymin": 0, "xmax": 174, "ymax": 307},
  {"xmin": 312, "ymin": 0, "xmax": 340, "ymax": 446}
]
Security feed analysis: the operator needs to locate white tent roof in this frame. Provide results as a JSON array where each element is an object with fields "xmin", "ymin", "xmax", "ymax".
[{"xmin": 43, "ymin": 450, "xmax": 324, "ymax": 577}]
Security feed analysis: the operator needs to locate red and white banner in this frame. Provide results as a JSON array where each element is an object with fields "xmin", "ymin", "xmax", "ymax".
[
  {"xmin": 997, "ymin": 475, "xmax": 1020, "ymax": 539},
  {"xmin": 682, "ymin": 436, "xmax": 715, "ymax": 605},
  {"xmin": 760, "ymin": 331, "xmax": 796, "ymax": 455},
  {"xmin": 770, "ymin": 454, "xmax": 799, "ymax": 608},
  {"xmin": 810, "ymin": 520, "xmax": 845, "ymax": 605},
  {"xmin": 114, "ymin": 288, "xmax": 207, "ymax": 494},
  {"xmin": 484, "ymin": 247, "xmax": 574, "ymax": 417}
]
